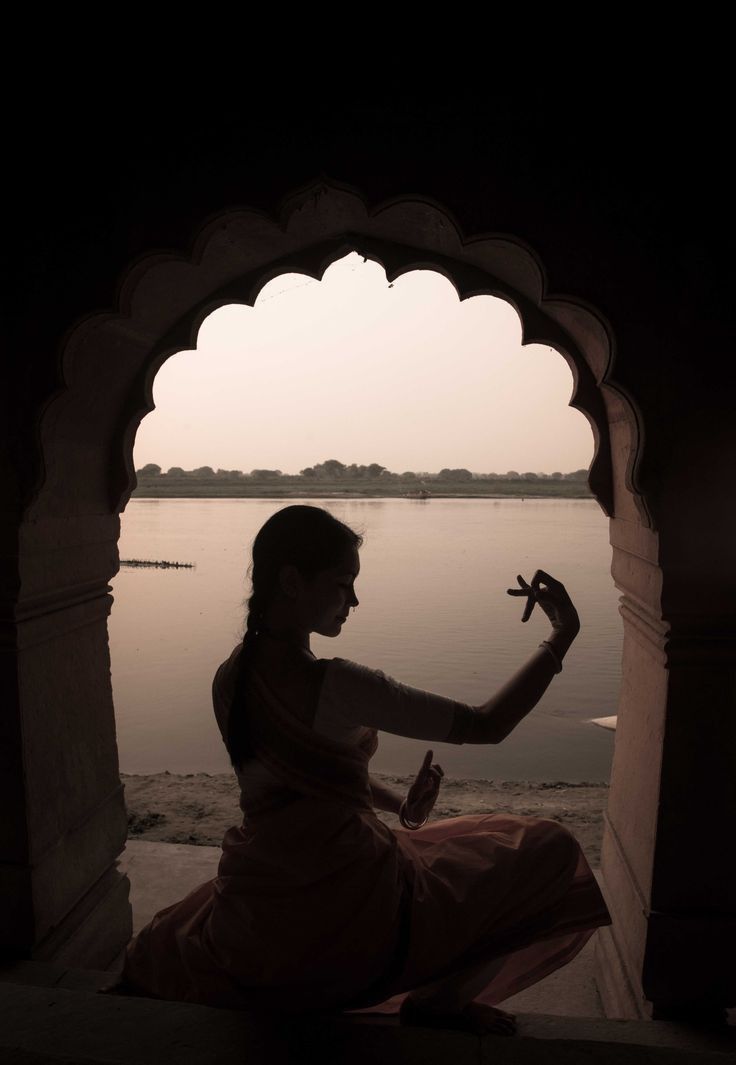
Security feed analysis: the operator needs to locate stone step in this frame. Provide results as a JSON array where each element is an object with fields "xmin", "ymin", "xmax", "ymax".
[{"xmin": 0, "ymin": 966, "xmax": 734, "ymax": 1065}]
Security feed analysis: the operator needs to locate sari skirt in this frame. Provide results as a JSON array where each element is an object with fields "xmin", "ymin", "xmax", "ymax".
[{"xmin": 122, "ymin": 796, "xmax": 611, "ymax": 1013}]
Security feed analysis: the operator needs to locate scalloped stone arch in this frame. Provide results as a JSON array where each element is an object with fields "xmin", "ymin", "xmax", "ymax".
[
  {"xmin": 31, "ymin": 180, "xmax": 648, "ymax": 528},
  {"xmin": 13, "ymin": 180, "xmax": 690, "ymax": 1021}
]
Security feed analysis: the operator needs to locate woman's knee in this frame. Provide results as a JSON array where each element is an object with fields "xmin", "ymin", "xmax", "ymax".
[{"xmin": 532, "ymin": 818, "xmax": 580, "ymax": 872}]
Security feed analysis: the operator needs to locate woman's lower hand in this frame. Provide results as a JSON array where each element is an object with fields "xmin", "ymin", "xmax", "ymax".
[
  {"xmin": 403, "ymin": 749, "xmax": 444, "ymax": 825},
  {"xmin": 507, "ymin": 570, "xmax": 580, "ymax": 649}
]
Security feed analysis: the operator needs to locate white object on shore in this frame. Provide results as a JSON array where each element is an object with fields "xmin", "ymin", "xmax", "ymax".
[{"xmin": 589, "ymin": 716, "xmax": 617, "ymax": 732}]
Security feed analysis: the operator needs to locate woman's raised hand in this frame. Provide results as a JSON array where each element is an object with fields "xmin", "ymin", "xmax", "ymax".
[
  {"xmin": 507, "ymin": 570, "xmax": 580, "ymax": 644},
  {"xmin": 404, "ymin": 749, "xmax": 444, "ymax": 825}
]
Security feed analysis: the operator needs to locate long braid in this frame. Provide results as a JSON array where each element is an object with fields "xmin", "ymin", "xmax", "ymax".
[
  {"xmin": 244, "ymin": 588, "xmax": 265, "ymax": 641},
  {"xmin": 226, "ymin": 584, "xmax": 267, "ymax": 769}
]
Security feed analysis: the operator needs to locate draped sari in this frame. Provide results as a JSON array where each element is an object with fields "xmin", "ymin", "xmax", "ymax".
[{"xmin": 122, "ymin": 656, "xmax": 611, "ymax": 1013}]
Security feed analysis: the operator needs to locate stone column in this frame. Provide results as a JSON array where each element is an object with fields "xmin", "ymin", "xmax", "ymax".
[
  {"xmin": 0, "ymin": 513, "xmax": 131, "ymax": 967},
  {"xmin": 595, "ymin": 514, "xmax": 667, "ymax": 1017},
  {"xmin": 596, "ymin": 468, "xmax": 736, "ymax": 1017}
]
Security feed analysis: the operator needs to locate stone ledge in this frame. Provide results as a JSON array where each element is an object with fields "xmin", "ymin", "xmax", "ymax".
[{"xmin": 0, "ymin": 963, "xmax": 734, "ymax": 1065}]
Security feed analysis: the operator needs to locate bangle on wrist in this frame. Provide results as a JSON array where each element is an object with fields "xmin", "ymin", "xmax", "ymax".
[
  {"xmin": 399, "ymin": 799, "xmax": 428, "ymax": 830},
  {"xmin": 539, "ymin": 640, "xmax": 563, "ymax": 673}
]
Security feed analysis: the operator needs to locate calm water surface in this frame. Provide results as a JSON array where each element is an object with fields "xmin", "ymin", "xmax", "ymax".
[{"xmin": 110, "ymin": 498, "xmax": 620, "ymax": 781}]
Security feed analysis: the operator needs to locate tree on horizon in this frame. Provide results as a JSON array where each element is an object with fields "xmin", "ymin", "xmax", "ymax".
[{"xmin": 136, "ymin": 460, "xmax": 591, "ymax": 482}]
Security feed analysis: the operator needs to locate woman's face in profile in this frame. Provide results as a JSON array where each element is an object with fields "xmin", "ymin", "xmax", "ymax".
[{"xmin": 302, "ymin": 546, "xmax": 360, "ymax": 637}]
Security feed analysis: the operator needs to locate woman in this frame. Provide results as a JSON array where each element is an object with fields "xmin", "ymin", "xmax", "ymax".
[{"xmin": 121, "ymin": 504, "xmax": 610, "ymax": 1036}]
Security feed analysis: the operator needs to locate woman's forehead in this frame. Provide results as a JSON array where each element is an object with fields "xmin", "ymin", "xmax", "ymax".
[{"xmin": 336, "ymin": 545, "xmax": 360, "ymax": 574}]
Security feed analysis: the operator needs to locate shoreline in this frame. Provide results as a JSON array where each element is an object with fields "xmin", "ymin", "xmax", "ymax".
[
  {"xmin": 122, "ymin": 772, "xmax": 608, "ymax": 866},
  {"xmin": 131, "ymin": 481, "xmax": 592, "ymax": 500},
  {"xmin": 131, "ymin": 489, "xmax": 594, "ymax": 500}
]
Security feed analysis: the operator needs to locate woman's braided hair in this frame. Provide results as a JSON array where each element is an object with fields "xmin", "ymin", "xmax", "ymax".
[{"xmin": 226, "ymin": 505, "xmax": 363, "ymax": 769}]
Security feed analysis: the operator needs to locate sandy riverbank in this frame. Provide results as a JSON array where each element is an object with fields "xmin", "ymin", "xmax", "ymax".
[{"xmin": 122, "ymin": 773, "xmax": 608, "ymax": 866}]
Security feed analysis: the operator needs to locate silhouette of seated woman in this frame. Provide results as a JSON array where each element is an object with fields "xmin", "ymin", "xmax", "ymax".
[{"xmin": 120, "ymin": 505, "xmax": 610, "ymax": 1036}]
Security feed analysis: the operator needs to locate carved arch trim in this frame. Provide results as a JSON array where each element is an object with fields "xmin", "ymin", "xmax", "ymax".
[{"xmin": 32, "ymin": 179, "xmax": 649, "ymax": 528}]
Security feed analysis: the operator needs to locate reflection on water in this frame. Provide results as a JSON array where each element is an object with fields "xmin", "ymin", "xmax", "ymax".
[{"xmin": 110, "ymin": 498, "xmax": 619, "ymax": 781}]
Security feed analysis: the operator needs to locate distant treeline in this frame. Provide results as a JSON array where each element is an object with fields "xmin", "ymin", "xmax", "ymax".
[
  {"xmin": 135, "ymin": 459, "xmax": 590, "ymax": 484},
  {"xmin": 132, "ymin": 460, "xmax": 592, "ymax": 499}
]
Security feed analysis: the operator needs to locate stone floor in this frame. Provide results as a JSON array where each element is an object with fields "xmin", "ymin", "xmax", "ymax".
[
  {"xmin": 1, "ymin": 965, "xmax": 734, "ymax": 1064},
  {"xmin": 1, "ymin": 842, "xmax": 733, "ymax": 1063}
]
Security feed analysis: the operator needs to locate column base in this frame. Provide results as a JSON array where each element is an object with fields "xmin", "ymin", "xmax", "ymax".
[
  {"xmin": 594, "ymin": 924, "xmax": 649, "ymax": 1020},
  {"xmin": 32, "ymin": 864, "xmax": 132, "ymax": 970}
]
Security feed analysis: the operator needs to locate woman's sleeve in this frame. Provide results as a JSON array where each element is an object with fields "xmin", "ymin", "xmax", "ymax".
[{"xmin": 318, "ymin": 657, "xmax": 476, "ymax": 745}]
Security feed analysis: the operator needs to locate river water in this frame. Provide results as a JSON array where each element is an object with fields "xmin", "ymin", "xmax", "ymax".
[{"xmin": 109, "ymin": 497, "xmax": 620, "ymax": 781}]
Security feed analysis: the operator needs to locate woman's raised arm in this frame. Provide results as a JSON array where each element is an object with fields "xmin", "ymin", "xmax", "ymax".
[
  {"xmin": 464, "ymin": 570, "xmax": 580, "ymax": 744},
  {"xmin": 315, "ymin": 571, "xmax": 579, "ymax": 747}
]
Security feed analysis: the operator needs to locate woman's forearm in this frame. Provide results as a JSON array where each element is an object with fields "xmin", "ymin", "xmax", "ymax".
[
  {"xmin": 369, "ymin": 775, "xmax": 404, "ymax": 814},
  {"xmin": 467, "ymin": 632, "xmax": 572, "ymax": 744}
]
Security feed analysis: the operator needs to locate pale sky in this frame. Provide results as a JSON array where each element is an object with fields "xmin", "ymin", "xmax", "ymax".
[{"xmin": 134, "ymin": 253, "xmax": 593, "ymax": 474}]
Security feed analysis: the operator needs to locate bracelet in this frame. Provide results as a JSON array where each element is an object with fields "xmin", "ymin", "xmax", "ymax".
[
  {"xmin": 399, "ymin": 799, "xmax": 428, "ymax": 830},
  {"xmin": 539, "ymin": 640, "xmax": 563, "ymax": 673}
]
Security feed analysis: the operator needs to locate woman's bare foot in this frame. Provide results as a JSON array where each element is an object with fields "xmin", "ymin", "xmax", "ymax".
[{"xmin": 399, "ymin": 995, "xmax": 516, "ymax": 1036}]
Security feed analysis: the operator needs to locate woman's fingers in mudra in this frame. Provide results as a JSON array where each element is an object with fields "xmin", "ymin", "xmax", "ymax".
[
  {"xmin": 408, "ymin": 750, "xmax": 444, "ymax": 813},
  {"xmin": 418, "ymin": 749, "xmax": 444, "ymax": 781},
  {"xmin": 424, "ymin": 752, "xmax": 444, "ymax": 790},
  {"xmin": 507, "ymin": 574, "xmax": 536, "ymax": 622},
  {"xmin": 415, "ymin": 771, "xmax": 443, "ymax": 800},
  {"xmin": 506, "ymin": 570, "xmax": 568, "ymax": 623}
]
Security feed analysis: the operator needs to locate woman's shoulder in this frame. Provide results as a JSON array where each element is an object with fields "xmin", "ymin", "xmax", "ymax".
[
  {"xmin": 318, "ymin": 656, "xmax": 394, "ymax": 695},
  {"xmin": 319, "ymin": 655, "xmax": 370, "ymax": 679}
]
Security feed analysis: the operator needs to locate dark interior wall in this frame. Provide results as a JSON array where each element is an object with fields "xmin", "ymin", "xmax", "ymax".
[
  {"xmin": 6, "ymin": 84, "xmax": 734, "ymax": 517},
  {"xmin": 3, "ymin": 73, "xmax": 733, "ymax": 998}
]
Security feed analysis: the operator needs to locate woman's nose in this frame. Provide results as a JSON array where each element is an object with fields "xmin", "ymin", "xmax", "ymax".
[{"xmin": 351, "ymin": 590, "xmax": 359, "ymax": 608}]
